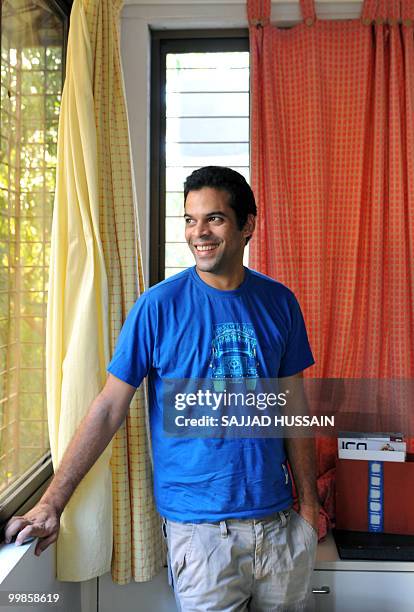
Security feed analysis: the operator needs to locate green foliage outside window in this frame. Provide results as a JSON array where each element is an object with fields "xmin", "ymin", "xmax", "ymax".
[{"xmin": 0, "ymin": 0, "xmax": 64, "ymax": 496}]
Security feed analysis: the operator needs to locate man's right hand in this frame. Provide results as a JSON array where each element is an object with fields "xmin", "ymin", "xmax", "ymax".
[
  {"xmin": 4, "ymin": 501, "xmax": 61, "ymax": 557},
  {"xmin": 3, "ymin": 375, "xmax": 136, "ymax": 559}
]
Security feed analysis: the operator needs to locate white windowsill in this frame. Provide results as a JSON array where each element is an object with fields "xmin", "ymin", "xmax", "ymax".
[{"xmin": 0, "ymin": 539, "xmax": 37, "ymax": 584}]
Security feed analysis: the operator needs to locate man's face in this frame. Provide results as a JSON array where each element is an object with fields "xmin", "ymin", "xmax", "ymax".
[{"xmin": 184, "ymin": 187, "xmax": 254, "ymax": 275}]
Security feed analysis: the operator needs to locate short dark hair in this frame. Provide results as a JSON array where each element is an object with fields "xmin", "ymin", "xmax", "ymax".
[{"xmin": 183, "ymin": 166, "xmax": 257, "ymax": 232}]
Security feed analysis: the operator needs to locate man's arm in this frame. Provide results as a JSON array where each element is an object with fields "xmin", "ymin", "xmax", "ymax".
[
  {"xmin": 282, "ymin": 372, "xmax": 320, "ymax": 531},
  {"xmin": 4, "ymin": 374, "xmax": 136, "ymax": 556}
]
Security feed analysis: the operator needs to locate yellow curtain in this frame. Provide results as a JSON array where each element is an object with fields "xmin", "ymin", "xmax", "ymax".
[{"xmin": 46, "ymin": 0, "xmax": 163, "ymax": 582}]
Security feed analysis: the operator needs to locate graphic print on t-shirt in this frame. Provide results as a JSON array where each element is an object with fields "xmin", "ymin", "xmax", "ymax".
[{"xmin": 209, "ymin": 323, "xmax": 259, "ymax": 391}]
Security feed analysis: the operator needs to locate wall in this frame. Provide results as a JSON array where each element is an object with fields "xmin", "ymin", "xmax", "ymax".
[
  {"xmin": 98, "ymin": 570, "xmax": 175, "ymax": 612},
  {"xmin": 0, "ymin": 541, "xmax": 81, "ymax": 612}
]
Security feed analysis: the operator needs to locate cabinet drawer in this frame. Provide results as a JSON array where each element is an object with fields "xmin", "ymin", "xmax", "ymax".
[{"xmin": 311, "ymin": 570, "xmax": 414, "ymax": 612}]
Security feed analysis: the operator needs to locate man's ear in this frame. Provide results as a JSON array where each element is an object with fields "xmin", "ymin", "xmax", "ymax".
[{"xmin": 242, "ymin": 214, "xmax": 256, "ymax": 241}]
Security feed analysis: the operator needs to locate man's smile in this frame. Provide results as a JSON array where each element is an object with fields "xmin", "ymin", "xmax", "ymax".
[{"xmin": 193, "ymin": 243, "xmax": 220, "ymax": 255}]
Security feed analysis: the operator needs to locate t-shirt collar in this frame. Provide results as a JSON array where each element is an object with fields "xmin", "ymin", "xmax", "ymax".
[{"xmin": 190, "ymin": 266, "xmax": 251, "ymax": 297}]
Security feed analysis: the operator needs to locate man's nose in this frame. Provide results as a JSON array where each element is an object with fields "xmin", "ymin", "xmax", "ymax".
[{"xmin": 193, "ymin": 221, "xmax": 211, "ymax": 238}]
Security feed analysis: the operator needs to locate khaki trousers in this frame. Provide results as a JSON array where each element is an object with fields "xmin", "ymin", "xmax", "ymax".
[{"xmin": 162, "ymin": 509, "xmax": 317, "ymax": 612}]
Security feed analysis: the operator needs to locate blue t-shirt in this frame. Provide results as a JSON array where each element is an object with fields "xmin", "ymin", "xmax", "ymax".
[{"xmin": 107, "ymin": 266, "xmax": 314, "ymax": 522}]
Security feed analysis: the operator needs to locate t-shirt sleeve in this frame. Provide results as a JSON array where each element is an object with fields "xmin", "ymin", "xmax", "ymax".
[
  {"xmin": 106, "ymin": 294, "xmax": 156, "ymax": 388},
  {"xmin": 278, "ymin": 291, "xmax": 315, "ymax": 377}
]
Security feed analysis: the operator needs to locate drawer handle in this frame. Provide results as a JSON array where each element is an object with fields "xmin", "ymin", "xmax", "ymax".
[{"xmin": 312, "ymin": 586, "xmax": 330, "ymax": 594}]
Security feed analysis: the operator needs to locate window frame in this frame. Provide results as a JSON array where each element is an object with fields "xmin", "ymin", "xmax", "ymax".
[
  {"xmin": 150, "ymin": 29, "xmax": 249, "ymax": 287},
  {"xmin": 0, "ymin": 0, "xmax": 71, "ymax": 537}
]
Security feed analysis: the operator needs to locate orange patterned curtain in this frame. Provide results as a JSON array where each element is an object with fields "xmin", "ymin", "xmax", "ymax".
[{"xmin": 248, "ymin": 0, "xmax": 414, "ymax": 529}]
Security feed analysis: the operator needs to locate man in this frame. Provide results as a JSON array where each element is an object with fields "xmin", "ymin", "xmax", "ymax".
[{"xmin": 5, "ymin": 166, "xmax": 320, "ymax": 611}]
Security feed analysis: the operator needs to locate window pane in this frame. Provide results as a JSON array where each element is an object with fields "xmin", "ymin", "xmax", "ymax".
[
  {"xmin": 0, "ymin": 0, "xmax": 64, "ymax": 495},
  {"xmin": 166, "ymin": 166, "xmax": 201, "ymax": 191},
  {"xmin": 166, "ymin": 142, "xmax": 249, "ymax": 167},
  {"xmin": 166, "ymin": 52, "xmax": 248, "ymax": 69},
  {"xmin": 165, "ymin": 243, "xmax": 194, "ymax": 268},
  {"xmin": 166, "ymin": 217, "xmax": 186, "ymax": 243},
  {"xmin": 20, "ymin": 342, "xmax": 43, "ymax": 367},
  {"xmin": 165, "ymin": 267, "xmax": 187, "ymax": 278},
  {"xmin": 166, "ymin": 92, "xmax": 248, "ymax": 117},
  {"xmin": 166, "ymin": 192, "xmax": 184, "ymax": 216},
  {"xmin": 165, "ymin": 166, "xmax": 250, "ymax": 192},
  {"xmin": 167, "ymin": 117, "xmax": 249, "ymax": 143},
  {"xmin": 166, "ymin": 66, "xmax": 249, "ymax": 93},
  {"xmin": 164, "ymin": 50, "xmax": 250, "ymax": 278}
]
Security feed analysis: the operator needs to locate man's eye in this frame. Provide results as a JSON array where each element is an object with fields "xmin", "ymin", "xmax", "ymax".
[
  {"xmin": 209, "ymin": 216, "xmax": 222, "ymax": 223},
  {"xmin": 184, "ymin": 218, "xmax": 193, "ymax": 224}
]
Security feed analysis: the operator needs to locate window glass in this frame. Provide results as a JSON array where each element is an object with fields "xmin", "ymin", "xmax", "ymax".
[
  {"xmin": 0, "ymin": 0, "xmax": 64, "ymax": 495},
  {"xmin": 165, "ymin": 51, "xmax": 250, "ymax": 279}
]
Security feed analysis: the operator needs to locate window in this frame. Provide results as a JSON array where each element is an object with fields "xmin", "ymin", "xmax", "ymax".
[
  {"xmin": 150, "ymin": 32, "xmax": 249, "ymax": 285},
  {"xmin": 0, "ymin": 0, "xmax": 69, "ymax": 519}
]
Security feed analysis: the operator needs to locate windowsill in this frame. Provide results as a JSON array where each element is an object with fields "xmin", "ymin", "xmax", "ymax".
[
  {"xmin": 0, "ymin": 538, "xmax": 37, "ymax": 584},
  {"xmin": 0, "ymin": 468, "xmax": 54, "ymax": 586}
]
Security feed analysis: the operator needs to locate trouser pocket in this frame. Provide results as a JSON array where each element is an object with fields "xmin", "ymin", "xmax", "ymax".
[
  {"xmin": 161, "ymin": 518, "xmax": 174, "ymax": 587},
  {"xmin": 162, "ymin": 518, "xmax": 195, "ymax": 590}
]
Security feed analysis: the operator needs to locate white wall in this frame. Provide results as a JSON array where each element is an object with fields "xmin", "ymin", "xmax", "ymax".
[
  {"xmin": 0, "ymin": 542, "xmax": 81, "ymax": 612},
  {"xmin": 98, "ymin": 569, "xmax": 175, "ymax": 612}
]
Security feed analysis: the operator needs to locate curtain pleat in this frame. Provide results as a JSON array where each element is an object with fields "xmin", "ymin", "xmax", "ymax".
[{"xmin": 47, "ymin": 0, "xmax": 163, "ymax": 582}]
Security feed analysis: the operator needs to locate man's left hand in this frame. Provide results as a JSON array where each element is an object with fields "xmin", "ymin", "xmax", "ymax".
[{"xmin": 299, "ymin": 502, "xmax": 321, "ymax": 533}]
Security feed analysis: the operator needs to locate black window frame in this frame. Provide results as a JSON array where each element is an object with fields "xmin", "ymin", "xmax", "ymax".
[{"xmin": 150, "ymin": 29, "xmax": 249, "ymax": 287}]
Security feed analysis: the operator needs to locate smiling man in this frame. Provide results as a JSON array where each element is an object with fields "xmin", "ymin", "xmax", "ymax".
[
  {"xmin": 184, "ymin": 182, "xmax": 253, "ymax": 286},
  {"xmin": 5, "ymin": 166, "xmax": 319, "ymax": 612}
]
